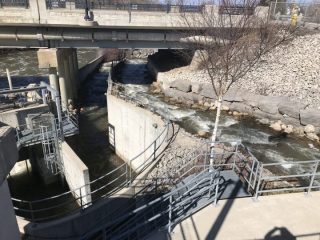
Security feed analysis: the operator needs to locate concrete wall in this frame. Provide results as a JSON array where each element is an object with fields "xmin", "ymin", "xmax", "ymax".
[
  {"xmin": 61, "ymin": 142, "xmax": 91, "ymax": 206},
  {"xmin": 0, "ymin": 126, "xmax": 19, "ymax": 183},
  {"xmin": 107, "ymin": 94, "xmax": 167, "ymax": 171},
  {"xmin": 0, "ymin": 104, "xmax": 49, "ymax": 128},
  {"xmin": 78, "ymin": 56, "xmax": 104, "ymax": 85},
  {"xmin": 0, "ymin": 180, "xmax": 20, "ymax": 240}
]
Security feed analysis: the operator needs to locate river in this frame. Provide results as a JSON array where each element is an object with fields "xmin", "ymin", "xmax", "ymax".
[{"xmin": 118, "ymin": 59, "xmax": 320, "ymax": 177}]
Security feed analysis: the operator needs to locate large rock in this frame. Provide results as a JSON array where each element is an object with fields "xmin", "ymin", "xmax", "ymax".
[
  {"xmin": 229, "ymin": 102, "xmax": 253, "ymax": 114},
  {"xmin": 163, "ymin": 88, "xmax": 204, "ymax": 102},
  {"xmin": 199, "ymin": 83, "xmax": 217, "ymax": 99},
  {"xmin": 224, "ymin": 87, "xmax": 244, "ymax": 102},
  {"xmin": 242, "ymin": 92, "xmax": 261, "ymax": 107},
  {"xmin": 281, "ymin": 115, "xmax": 301, "ymax": 126},
  {"xmin": 300, "ymin": 109, "xmax": 320, "ymax": 127},
  {"xmin": 270, "ymin": 120, "xmax": 282, "ymax": 131},
  {"xmin": 191, "ymin": 83, "xmax": 202, "ymax": 94},
  {"xmin": 304, "ymin": 124, "xmax": 315, "ymax": 133},
  {"xmin": 252, "ymin": 109, "xmax": 283, "ymax": 121},
  {"xmin": 170, "ymin": 79, "xmax": 191, "ymax": 92},
  {"xmin": 257, "ymin": 96, "xmax": 286, "ymax": 115},
  {"xmin": 278, "ymin": 101, "xmax": 307, "ymax": 119}
]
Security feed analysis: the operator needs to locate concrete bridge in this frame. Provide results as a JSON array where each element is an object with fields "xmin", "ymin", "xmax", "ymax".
[{"xmin": 0, "ymin": 24, "xmax": 192, "ymax": 48}]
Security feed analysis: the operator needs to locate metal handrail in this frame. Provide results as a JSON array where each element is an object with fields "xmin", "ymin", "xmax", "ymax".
[
  {"xmin": 12, "ymin": 119, "xmax": 171, "ymax": 222},
  {"xmin": 82, "ymin": 167, "xmax": 219, "ymax": 239}
]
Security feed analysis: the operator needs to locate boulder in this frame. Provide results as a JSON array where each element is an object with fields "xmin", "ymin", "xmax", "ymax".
[
  {"xmin": 284, "ymin": 125, "xmax": 294, "ymax": 134},
  {"xmin": 257, "ymin": 118, "xmax": 270, "ymax": 125},
  {"xmin": 170, "ymin": 79, "xmax": 192, "ymax": 92},
  {"xmin": 229, "ymin": 102, "xmax": 253, "ymax": 115},
  {"xmin": 197, "ymin": 130, "xmax": 210, "ymax": 138},
  {"xmin": 257, "ymin": 96, "xmax": 286, "ymax": 115},
  {"xmin": 224, "ymin": 87, "xmax": 244, "ymax": 102},
  {"xmin": 304, "ymin": 124, "xmax": 315, "ymax": 133},
  {"xmin": 252, "ymin": 109, "xmax": 283, "ymax": 121},
  {"xmin": 191, "ymin": 83, "xmax": 202, "ymax": 94},
  {"xmin": 300, "ymin": 109, "xmax": 320, "ymax": 127},
  {"xmin": 281, "ymin": 115, "xmax": 301, "ymax": 126},
  {"xmin": 163, "ymin": 88, "xmax": 204, "ymax": 102},
  {"xmin": 270, "ymin": 120, "xmax": 282, "ymax": 131},
  {"xmin": 242, "ymin": 92, "xmax": 260, "ymax": 107},
  {"xmin": 199, "ymin": 83, "xmax": 217, "ymax": 99},
  {"xmin": 306, "ymin": 132, "xmax": 320, "ymax": 141},
  {"xmin": 293, "ymin": 127, "xmax": 305, "ymax": 137},
  {"xmin": 278, "ymin": 101, "xmax": 307, "ymax": 119}
]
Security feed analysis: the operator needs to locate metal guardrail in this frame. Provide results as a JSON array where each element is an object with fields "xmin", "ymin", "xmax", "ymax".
[
  {"xmin": 45, "ymin": 0, "xmax": 66, "ymax": 9},
  {"xmin": 0, "ymin": 0, "xmax": 29, "ymax": 8},
  {"xmin": 254, "ymin": 159, "xmax": 320, "ymax": 199},
  {"xmin": 218, "ymin": 5, "xmax": 255, "ymax": 15},
  {"xmin": 12, "ymin": 120, "xmax": 171, "ymax": 222},
  {"xmin": 45, "ymin": 0, "xmax": 204, "ymax": 12},
  {"xmin": 269, "ymin": 1, "xmax": 320, "ymax": 24}
]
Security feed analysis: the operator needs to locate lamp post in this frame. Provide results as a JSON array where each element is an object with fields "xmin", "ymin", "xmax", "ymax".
[{"xmin": 84, "ymin": 0, "xmax": 90, "ymax": 21}]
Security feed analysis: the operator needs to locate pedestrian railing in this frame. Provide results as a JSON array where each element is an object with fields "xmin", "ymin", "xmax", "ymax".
[
  {"xmin": 254, "ymin": 159, "xmax": 320, "ymax": 199},
  {"xmin": 45, "ymin": 0, "xmax": 66, "ymax": 9},
  {"xmin": 45, "ymin": 0, "xmax": 204, "ymax": 13},
  {"xmin": 0, "ymin": 0, "xmax": 29, "ymax": 8}
]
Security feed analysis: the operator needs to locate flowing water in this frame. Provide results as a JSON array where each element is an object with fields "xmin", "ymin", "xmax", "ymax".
[
  {"xmin": 5, "ymin": 49, "xmax": 101, "ymax": 203},
  {"xmin": 4, "ymin": 51, "xmax": 320, "ymax": 215},
  {"xmin": 118, "ymin": 59, "xmax": 320, "ymax": 177}
]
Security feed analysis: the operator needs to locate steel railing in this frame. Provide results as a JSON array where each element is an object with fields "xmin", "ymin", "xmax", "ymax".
[
  {"xmin": 44, "ymin": 0, "xmax": 204, "ymax": 13},
  {"xmin": 12, "ymin": 117, "xmax": 172, "ymax": 222},
  {"xmin": 81, "ymin": 163, "xmax": 220, "ymax": 240},
  {"xmin": 254, "ymin": 159, "xmax": 320, "ymax": 199},
  {"xmin": 0, "ymin": 0, "xmax": 29, "ymax": 8}
]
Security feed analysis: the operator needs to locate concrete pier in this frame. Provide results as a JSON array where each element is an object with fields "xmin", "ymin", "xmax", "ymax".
[{"xmin": 38, "ymin": 48, "xmax": 79, "ymax": 110}]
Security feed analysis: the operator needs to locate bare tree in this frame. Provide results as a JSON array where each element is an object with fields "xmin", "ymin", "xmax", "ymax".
[{"xmin": 179, "ymin": 0, "xmax": 295, "ymax": 165}]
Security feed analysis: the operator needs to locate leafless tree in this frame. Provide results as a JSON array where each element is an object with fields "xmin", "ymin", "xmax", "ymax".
[{"xmin": 179, "ymin": 0, "xmax": 295, "ymax": 165}]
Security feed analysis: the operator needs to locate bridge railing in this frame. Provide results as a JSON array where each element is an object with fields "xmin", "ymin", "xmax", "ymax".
[
  {"xmin": 0, "ymin": 0, "xmax": 29, "ymax": 8},
  {"xmin": 45, "ymin": 0, "xmax": 204, "ymax": 13},
  {"xmin": 45, "ymin": 0, "xmax": 66, "ymax": 9}
]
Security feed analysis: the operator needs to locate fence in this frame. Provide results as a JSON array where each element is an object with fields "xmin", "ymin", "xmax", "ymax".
[
  {"xmin": 269, "ymin": 1, "xmax": 320, "ymax": 24},
  {"xmin": 0, "ymin": 0, "xmax": 29, "ymax": 8},
  {"xmin": 45, "ymin": 0, "xmax": 204, "ymax": 13}
]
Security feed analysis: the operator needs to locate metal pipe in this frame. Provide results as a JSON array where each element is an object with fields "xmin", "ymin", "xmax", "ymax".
[{"xmin": 6, "ymin": 68, "xmax": 13, "ymax": 90}]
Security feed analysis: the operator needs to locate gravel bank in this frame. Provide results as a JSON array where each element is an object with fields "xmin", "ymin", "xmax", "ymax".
[{"xmin": 158, "ymin": 33, "xmax": 320, "ymax": 109}]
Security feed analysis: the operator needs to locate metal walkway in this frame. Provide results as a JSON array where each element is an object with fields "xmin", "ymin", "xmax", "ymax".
[{"xmin": 16, "ymin": 113, "xmax": 78, "ymax": 149}]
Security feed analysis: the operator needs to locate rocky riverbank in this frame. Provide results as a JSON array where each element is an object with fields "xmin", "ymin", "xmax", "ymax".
[{"xmin": 149, "ymin": 33, "xmax": 320, "ymax": 143}]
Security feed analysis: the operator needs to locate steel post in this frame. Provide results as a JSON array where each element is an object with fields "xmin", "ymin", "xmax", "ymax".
[
  {"xmin": 254, "ymin": 164, "xmax": 264, "ymax": 201},
  {"xmin": 307, "ymin": 161, "xmax": 319, "ymax": 195},
  {"xmin": 168, "ymin": 195, "xmax": 172, "ymax": 233}
]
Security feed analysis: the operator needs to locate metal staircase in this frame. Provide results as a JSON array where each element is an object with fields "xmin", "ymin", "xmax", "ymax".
[
  {"xmin": 89, "ymin": 167, "xmax": 220, "ymax": 240},
  {"xmin": 40, "ymin": 125, "xmax": 63, "ymax": 175}
]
